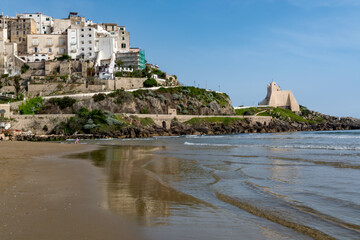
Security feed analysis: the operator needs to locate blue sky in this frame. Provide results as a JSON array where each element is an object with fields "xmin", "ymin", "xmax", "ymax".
[{"xmin": 1, "ymin": 0, "xmax": 360, "ymax": 117}]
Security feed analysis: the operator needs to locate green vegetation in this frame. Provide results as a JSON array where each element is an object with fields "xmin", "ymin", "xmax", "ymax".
[
  {"xmin": 114, "ymin": 72, "xmax": 123, "ymax": 77},
  {"xmin": 140, "ymin": 117, "xmax": 155, "ymax": 126},
  {"xmin": 21, "ymin": 64, "xmax": 30, "ymax": 74},
  {"xmin": 93, "ymin": 93, "xmax": 106, "ymax": 102},
  {"xmin": 151, "ymin": 68, "xmax": 166, "ymax": 79},
  {"xmin": 235, "ymin": 107, "xmax": 271, "ymax": 116},
  {"xmin": 239, "ymin": 106, "xmax": 325, "ymax": 124},
  {"xmin": 60, "ymin": 75, "xmax": 68, "ymax": 81},
  {"xmin": 19, "ymin": 97, "xmax": 43, "ymax": 115},
  {"xmin": 48, "ymin": 97, "xmax": 76, "ymax": 109},
  {"xmin": 143, "ymin": 78, "xmax": 158, "ymax": 88},
  {"xmin": 157, "ymin": 86, "xmax": 230, "ymax": 107},
  {"xmin": 185, "ymin": 117, "xmax": 243, "ymax": 126},
  {"xmin": 56, "ymin": 54, "xmax": 72, "ymax": 61},
  {"xmin": 54, "ymin": 108, "xmax": 128, "ymax": 135}
]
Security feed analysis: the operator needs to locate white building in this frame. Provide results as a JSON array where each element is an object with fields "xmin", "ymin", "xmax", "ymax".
[
  {"xmin": 67, "ymin": 27, "xmax": 97, "ymax": 60},
  {"xmin": 17, "ymin": 13, "xmax": 54, "ymax": 34}
]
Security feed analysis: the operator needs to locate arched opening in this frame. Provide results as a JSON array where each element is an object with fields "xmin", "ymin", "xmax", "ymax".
[{"xmin": 35, "ymin": 58, "xmax": 40, "ymax": 62}]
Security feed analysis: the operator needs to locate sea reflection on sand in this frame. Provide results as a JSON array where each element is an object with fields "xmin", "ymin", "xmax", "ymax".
[{"xmin": 78, "ymin": 146, "xmax": 203, "ymax": 226}]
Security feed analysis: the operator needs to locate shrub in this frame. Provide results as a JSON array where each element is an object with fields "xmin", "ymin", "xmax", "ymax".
[
  {"xmin": 93, "ymin": 93, "xmax": 106, "ymax": 102},
  {"xmin": 143, "ymin": 78, "xmax": 158, "ymax": 88},
  {"xmin": 21, "ymin": 64, "xmax": 30, "ymax": 74},
  {"xmin": 19, "ymin": 97, "xmax": 43, "ymax": 115},
  {"xmin": 49, "ymin": 97, "xmax": 76, "ymax": 109},
  {"xmin": 56, "ymin": 54, "xmax": 72, "ymax": 61},
  {"xmin": 114, "ymin": 72, "xmax": 123, "ymax": 77}
]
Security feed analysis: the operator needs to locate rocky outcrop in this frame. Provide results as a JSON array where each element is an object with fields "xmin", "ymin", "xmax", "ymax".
[
  {"xmin": 15, "ymin": 115, "xmax": 360, "ymax": 141},
  {"xmin": 40, "ymin": 87, "xmax": 235, "ymax": 116}
]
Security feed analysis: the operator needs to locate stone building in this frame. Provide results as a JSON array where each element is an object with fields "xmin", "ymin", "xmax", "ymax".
[
  {"xmin": 16, "ymin": 13, "xmax": 54, "ymax": 34},
  {"xmin": 26, "ymin": 34, "xmax": 67, "ymax": 60},
  {"xmin": 0, "ymin": 28, "xmax": 19, "ymax": 75},
  {"xmin": 8, "ymin": 18, "xmax": 37, "ymax": 54},
  {"xmin": 52, "ymin": 18, "xmax": 71, "ymax": 34},
  {"xmin": 259, "ymin": 82, "xmax": 300, "ymax": 112},
  {"xmin": 102, "ymin": 23, "xmax": 130, "ymax": 52}
]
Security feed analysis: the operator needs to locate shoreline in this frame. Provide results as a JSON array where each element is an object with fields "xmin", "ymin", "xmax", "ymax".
[
  {"xmin": 14, "ymin": 124, "xmax": 360, "ymax": 142},
  {"xmin": 0, "ymin": 141, "xmax": 145, "ymax": 240}
]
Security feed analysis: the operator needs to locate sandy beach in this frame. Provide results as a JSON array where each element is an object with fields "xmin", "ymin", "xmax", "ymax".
[{"xmin": 0, "ymin": 141, "xmax": 144, "ymax": 240}]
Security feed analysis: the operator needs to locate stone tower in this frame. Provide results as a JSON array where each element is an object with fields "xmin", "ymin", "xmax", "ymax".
[{"xmin": 259, "ymin": 82, "xmax": 300, "ymax": 112}]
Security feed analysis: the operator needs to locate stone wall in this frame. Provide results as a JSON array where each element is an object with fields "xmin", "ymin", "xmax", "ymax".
[
  {"xmin": 27, "ymin": 83, "xmax": 87, "ymax": 97},
  {"xmin": 114, "ymin": 77, "xmax": 147, "ymax": 90},
  {"xmin": 11, "ymin": 114, "xmax": 75, "ymax": 133},
  {"xmin": 0, "ymin": 86, "xmax": 16, "ymax": 93}
]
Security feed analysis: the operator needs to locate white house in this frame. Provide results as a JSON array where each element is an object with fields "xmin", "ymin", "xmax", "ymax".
[
  {"xmin": 17, "ymin": 13, "xmax": 54, "ymax": 34},
  {"xmin": 67, "ymin": 27, "xmax": 97, "ymax": 60}
]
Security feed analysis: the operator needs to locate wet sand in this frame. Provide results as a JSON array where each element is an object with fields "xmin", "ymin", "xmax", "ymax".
[{"xmin": 0, "ymin": 142, "xmax": 144, "ymax": 240}]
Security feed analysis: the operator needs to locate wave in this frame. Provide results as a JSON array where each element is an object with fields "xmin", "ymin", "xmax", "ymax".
[{"xmin": 184, "ymin": 142, "xmax": 234, "ymax": 147}]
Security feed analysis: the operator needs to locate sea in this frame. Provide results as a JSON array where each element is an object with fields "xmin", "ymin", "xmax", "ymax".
[{"xmin": 70, "ymin": 130, "xmax": 360, "ymax": 240}]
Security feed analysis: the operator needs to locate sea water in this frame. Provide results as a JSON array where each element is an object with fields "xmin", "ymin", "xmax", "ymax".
[{"xmin": 72, "ymin": 130, "xmax": 360, "ymax": 239}]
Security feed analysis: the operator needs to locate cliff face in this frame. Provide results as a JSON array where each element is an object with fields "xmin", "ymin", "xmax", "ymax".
[{"xmin": 40, "ymin": 87, "xmax": 235, "ymax": 116}]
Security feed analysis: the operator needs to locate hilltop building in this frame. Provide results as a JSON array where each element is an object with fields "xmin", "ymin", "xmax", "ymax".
[
  {"xmin": 0, "ymin": 12, "xmax": 145, "ymax": 78},
  {"xmin": 116, "ymin": 48, "xmax": 145, "ymax": 70},
  {"xmin": 259, "ymin": 82, "xmax": 300, "ymax": 112}
]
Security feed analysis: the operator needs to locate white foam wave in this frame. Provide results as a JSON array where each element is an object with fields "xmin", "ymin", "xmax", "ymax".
[{"xmin": 184, "ymin": 142, "xmax": 234, "ymax": 147}]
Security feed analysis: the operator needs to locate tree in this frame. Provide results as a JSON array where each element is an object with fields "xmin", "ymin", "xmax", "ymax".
[
  {"xmin": 13, "ymin": 76, "xmax": 21, "ymax": 97},
  {"xmin": 116, "ymin": 60, "xmax": 124, "ymax": 67},
  {"xmin": 56, "ymin": 54, "xmax": 72, "ymax": 61},
  {"xmin": 143, "ymin": 78, "xmax": 158, "ymax": 88}
]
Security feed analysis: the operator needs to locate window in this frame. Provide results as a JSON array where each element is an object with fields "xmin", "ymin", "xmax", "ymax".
[
  {"xmin": 121, "ymin": 43, "xmax": 126, "ymax": 48},
  {"xmin": 122, "ymin": 32, "xmax": 124, "ymax": 34},
  {"xmin": 29, "ymin": 14, "xmax": 32, "ymax": 17},
  {"xmin": 88, "ymin": 34, "xmax": 92, "ymax": 37},
  {"xmin": 34, "ymin": 47, "xmax": 38, "ymax": 52},
  {"xmin": 44, "ymin": 31, "xmax": 46, "ymax": 34},
  {"xmin": 89, "ymin": 47, "xmax": 92, "ymax": 51},
  {"xmin": 88, "ymin": 28, "xmax": 91, "ymax": 31},
  {"xmin": 59, "ymin": 39, "xmax": 65, "ymax": 45},
  {"xmin": 122, "ymin": 37, "xmax": 125, "ymax": 40},
  {"xmin": 89, "ymin": 52, "xmax": 92, "ymax": 56},
  {"xmin": 23, "ymin": 31, "xmax": 25, "ymax": 34},
  {"xmin": 46, "ymin": 18, "xmax": 50, "ymax": 21},
  {"xmin": 32, "ymin": 39, "xmax": 39, "ymax": 45},
  {"xmin": 49, "ymin": 48, "xmax": 52, "ymax": 53},
  {"xmin": 81, "ymin": 28, "xmax": 84, "ymax": 31},
  {"xmin": 120, "ymin": 27, "xmax": 124, "ymax": 30},
  {"xmin": 81, "ymin": 34, "xmax": 84, "ymax": 38},
  {"xmin": 16, "ymin": 31, "xmax": 19, "ymax": 35},
  {"xmin": 112, "ymin": 26, "xmax": 114, "ymax": 31},
  {"xmin": 81, "ymin": 41, "xmax": 84, "ymax": 44},
  {"xmin": 37, "ymin": 15, "xmax": 39, "ymax": 17},
  {"xmin": 88, "ymin": 40, "xmax": 92, "ymax": 44},
  {"xmin": 81, "ymin": 48, "xmax": 84, "ymax": 51},
  {"xmin": 43, "ymin": 27, "xmax": 45, "ymax": 29}
]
